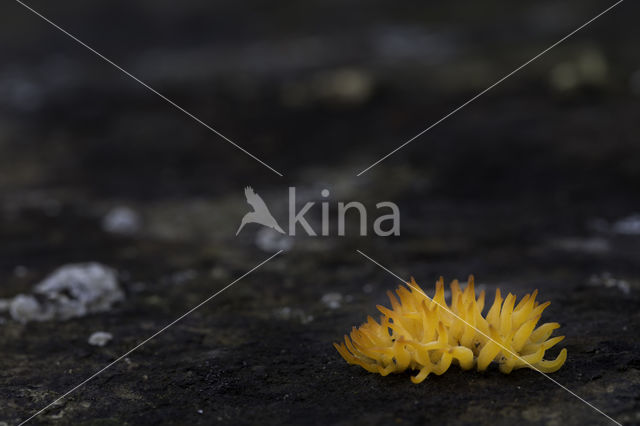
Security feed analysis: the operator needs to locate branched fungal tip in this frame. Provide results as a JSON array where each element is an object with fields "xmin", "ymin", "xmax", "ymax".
[{"xmin": 334, "ymin": 275, "xmax": 567, "ymax": 383}]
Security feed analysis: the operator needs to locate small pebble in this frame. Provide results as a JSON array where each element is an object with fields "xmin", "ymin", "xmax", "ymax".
[{"xmin": 88, "ymin": 331, "xmax": 113, "ymax": 347}]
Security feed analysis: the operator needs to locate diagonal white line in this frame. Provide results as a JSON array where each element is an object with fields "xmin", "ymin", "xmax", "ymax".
[
  {"xmin": 18, "ymin": 250, "xmax": 283, "ymax": 426},
  {"xmin": 14, "ymin": 0, "xmax": 284, "ymax": 177},
  {"xmin": 356, "ymin": 249, "xmax": 622, "ymax": 426},
  {"xmin": 356, "ymin": 0, "xmax": 625, "ymax": 176}
]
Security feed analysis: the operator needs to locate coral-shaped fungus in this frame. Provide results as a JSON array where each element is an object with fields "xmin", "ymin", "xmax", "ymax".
[{"xmin": 334, "ymin": 276, "xmax": 567, "ymax": 383}]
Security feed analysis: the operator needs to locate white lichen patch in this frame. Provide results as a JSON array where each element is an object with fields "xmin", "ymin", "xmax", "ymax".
[
  {"xmin": 34, "ymin": 263, "xmax": 124, "ymax": 320},
  {"xmin": 7, "ymin": 263, "xmax": 124, "ymax": 323}
]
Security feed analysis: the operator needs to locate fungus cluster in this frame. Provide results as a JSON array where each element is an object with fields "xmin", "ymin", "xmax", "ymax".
[{"xmin": 334, "ymin": 276, "xmax": 567, "ymax": 383}]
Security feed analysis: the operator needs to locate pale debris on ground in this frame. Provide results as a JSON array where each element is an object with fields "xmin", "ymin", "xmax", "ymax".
[
  {"xmin": 102, "ymin": 206, "xmax": 141, "ymax": 235},
  {"xmin": 4, "ymin": 263, "xmax": 124, "ymax": 323},
  {"xmin": 88, "ymin": 331, "xmax": 113, "ymax": 346}
]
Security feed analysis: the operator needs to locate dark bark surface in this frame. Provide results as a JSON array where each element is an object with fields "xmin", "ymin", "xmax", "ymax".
[{"xmin": 1, "ymin": 1, "xmax": 639, "ymax": 425}]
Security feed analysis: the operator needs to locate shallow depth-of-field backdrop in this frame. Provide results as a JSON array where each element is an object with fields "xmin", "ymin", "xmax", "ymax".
[{"xmin": 1, "ymin": 1, "xmax": 639, "ymax": 424}]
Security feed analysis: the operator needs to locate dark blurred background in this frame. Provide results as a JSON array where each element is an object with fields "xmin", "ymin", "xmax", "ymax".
[{"xmin": 1, "ymin": 1, "xmax": 639, "ymax": 425}]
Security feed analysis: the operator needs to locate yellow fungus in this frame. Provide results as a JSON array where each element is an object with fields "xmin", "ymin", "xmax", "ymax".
[{"xmin": 334, "ymin": 276, "xmax": 567, "ymax": 383}]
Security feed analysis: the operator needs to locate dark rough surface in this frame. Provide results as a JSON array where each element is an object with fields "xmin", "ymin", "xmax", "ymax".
[{"xmin": 1, "ymin": 0, "xmax": 640, "ymax": 425}]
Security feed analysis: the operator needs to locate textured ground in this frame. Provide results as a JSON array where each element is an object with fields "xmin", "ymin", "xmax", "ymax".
[{"xmin": 1, "ymin": 0, "xmax": 640, "ymax": 425}]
